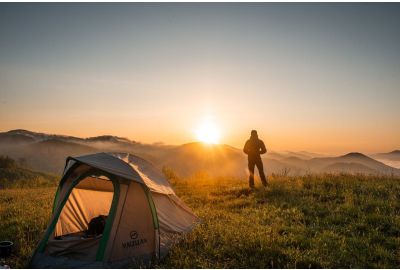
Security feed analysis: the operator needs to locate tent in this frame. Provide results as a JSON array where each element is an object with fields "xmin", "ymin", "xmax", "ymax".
[{"xmin": 31, "ymin": 152, "xmax": 199, "ymax": 268}]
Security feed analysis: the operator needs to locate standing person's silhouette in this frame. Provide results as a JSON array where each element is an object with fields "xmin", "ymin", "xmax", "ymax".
[{"xmin": 243, "ymin": 130, "xmax": 267, "ymax": 188}]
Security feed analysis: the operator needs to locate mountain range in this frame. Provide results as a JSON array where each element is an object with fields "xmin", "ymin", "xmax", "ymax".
[{"xmin": 0, "ymin": 129, "xmax": 399, "ymax": 177}]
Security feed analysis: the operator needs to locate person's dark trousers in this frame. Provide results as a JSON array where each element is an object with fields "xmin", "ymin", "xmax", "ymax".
[{"xmin": 248, "ymin": 156, "xmax": 267, "ymax": 188}]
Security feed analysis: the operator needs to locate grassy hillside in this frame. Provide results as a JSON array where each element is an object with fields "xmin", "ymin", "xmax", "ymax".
[
  {"xmin": 0, "ymin": 156, "xmax": 58, "ymax": 188},
  {"xmin": 159, "ymin": 174, "xmax": 400, "ymax": 268},
  {"xmin": 0, "ymin": 173, "xmax": 399, "ymax": 268}
]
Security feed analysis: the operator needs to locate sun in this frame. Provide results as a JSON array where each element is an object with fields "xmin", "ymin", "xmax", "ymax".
[{"xmin": 195, "ymin": 118, "xmax": 221, "ymax": 144}]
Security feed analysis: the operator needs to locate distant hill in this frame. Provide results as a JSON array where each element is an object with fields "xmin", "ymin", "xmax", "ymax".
[
  {"xmin": 305, "ymin": 152, "xmax": 399, "ymax": 175},
  {"xmin": 0, "ymin": 130, "xmax": 170, "ymax": 174},
  {"xmin": 86, "ymin": 135, "xmax": 133, "ymax": 144},
  {"xmin": 323, "ymin": 162, "xmax": 378, "ymax": 174},
  {"xmin": 33, "ymin": 139, "xmax": 94, "ymax": 149},
  {"xmin": 0, "ymin": 129, "xmax": 399, "ymax": 177},
  {"xmin": 281, "ymin": 156, "xmax": 311, "ymax": 169},
  {"xmin": 372, "ymin": 150, "xmax": 400, "ymax": 161},
  {"xmin": 265, "ymin": 151, "xmax": 326, "ymax": 160},
  {"xmin": 3, "ymin": 129, "xmax": 83, "ymax": 143},
  {"xmin": 157, "ymin": 145, "xmax": 400, "ymax": 177},
  {"xmin": 0, "ymin": 132, "xmax": 36, "ymax": 144},
  {"xmin": 371, "ymin": 150, "xmax": 400, "ymax": 169},
  {"xmin": 0, "ymin": 138, "xmax": 98, "ymax": 173}
]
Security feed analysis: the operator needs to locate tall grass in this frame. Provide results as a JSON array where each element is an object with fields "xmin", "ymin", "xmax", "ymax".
[
  {"xmin": 0, "ymin": 187, "xmax": 56, "ymax": 268},
  {"xmin": 157, "ymin": 174, "xmax": 400, "ymax": 268},
  {"xmin": 0, "ymin": 173, "xmax": 399, "ymax": 268}
]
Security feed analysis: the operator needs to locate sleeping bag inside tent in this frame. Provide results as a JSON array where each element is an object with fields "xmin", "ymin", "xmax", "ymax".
[{"xmin": 30, "ymin": 152, "xmax": 199, "ymax": 268}]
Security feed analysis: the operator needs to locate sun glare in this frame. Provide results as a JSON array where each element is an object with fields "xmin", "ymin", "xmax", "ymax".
[{"xmin": 195, "ymin": 118, "xmax": 221, "ymax": 144}]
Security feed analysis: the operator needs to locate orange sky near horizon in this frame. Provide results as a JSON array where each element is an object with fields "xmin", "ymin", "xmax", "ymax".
[{"xmin": 1, "ymin": 107, "xmax": 398, "ymax": 155}]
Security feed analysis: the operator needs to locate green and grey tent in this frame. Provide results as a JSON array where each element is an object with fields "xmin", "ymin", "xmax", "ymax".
[{"xmin": 31, "ymin": 152, "xmax": 199, "ymax": 268}]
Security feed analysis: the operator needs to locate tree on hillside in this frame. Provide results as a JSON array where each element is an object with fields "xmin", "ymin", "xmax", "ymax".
[{"xmin": 0, "ymin": 155, "xmax": 17, "ymax": 169}]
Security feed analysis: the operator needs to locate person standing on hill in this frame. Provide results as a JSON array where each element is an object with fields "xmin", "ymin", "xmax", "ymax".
[{"xmin": 243, "ymin": 130, "xmax": 268, "ymax": 188}]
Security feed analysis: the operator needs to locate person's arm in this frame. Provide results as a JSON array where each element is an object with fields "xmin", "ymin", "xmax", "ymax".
[
  {"xmin": 243, "ymin": 140, "xmax": 249, "ymax": 154},
  {"xmin": 259, "ymin": 140, "xmax": 267, "ymax": 154}
]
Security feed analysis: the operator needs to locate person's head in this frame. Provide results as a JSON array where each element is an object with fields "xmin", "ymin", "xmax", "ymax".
[{"xmin": 250, "ymin": 130, "xmax": 258, "ymax": 139}]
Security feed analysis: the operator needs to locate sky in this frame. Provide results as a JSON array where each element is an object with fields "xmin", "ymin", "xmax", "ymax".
[{"xmin": 0, "ymin": 3, "xmax": 399, "ymax": 154}]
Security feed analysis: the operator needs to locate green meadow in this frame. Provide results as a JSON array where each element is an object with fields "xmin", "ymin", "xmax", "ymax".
[{"xmin": 0, "ymin": 172, "xmax": 399, "ymax": 268}]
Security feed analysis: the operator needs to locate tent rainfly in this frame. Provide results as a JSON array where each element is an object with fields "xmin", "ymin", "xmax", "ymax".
[{"xmin": 30, "ymin": 152, "xmax": 199, "ymax": 268}]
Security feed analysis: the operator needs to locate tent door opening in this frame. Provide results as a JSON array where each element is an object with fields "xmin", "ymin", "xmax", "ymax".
[{"xmin": 44, "ymin": 172, "xmax": 117, "ymax": 261}]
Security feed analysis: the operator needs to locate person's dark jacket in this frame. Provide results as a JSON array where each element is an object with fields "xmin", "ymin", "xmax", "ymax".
[{"xmin": 243, "ymin": 137, "xmax": 267, "ymax": 158}]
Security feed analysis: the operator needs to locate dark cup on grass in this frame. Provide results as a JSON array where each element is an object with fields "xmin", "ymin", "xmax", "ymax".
[{"xmin": 0, "ymin": 241, "xmax": 13, "ymax": 259}]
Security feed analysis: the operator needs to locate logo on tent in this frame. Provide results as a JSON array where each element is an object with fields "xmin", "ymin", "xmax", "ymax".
[
  {"xmin": 130, "ymin": 231, "xmax": 138, "ymax": 240},
  {"xmin": 122, "ymin": 231, "xmax": 147, "ymax": 249}
]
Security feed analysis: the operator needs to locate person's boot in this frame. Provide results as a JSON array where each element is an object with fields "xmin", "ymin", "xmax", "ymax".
[
  {"xmin": 249, "ymin": 176, "xmax": 255, "ymax": 189},
  {"xmin": 261, "ymin": 175, "xmax": 268, "ymax": 187},
  {"xmin": 262, "ymin": 182, "xmax": 268, "ymax": 188}
]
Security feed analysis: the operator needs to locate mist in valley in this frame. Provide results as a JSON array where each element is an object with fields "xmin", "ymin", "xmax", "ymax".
[{"xmin": 1, "ymin": 129, "xmax": 399, "ymax": 178}]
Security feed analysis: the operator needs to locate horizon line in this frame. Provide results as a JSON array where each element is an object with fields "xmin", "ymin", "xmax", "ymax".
[{"xmin": 1, "ymin": 128, "xmax": 398, "ymax": 156}]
